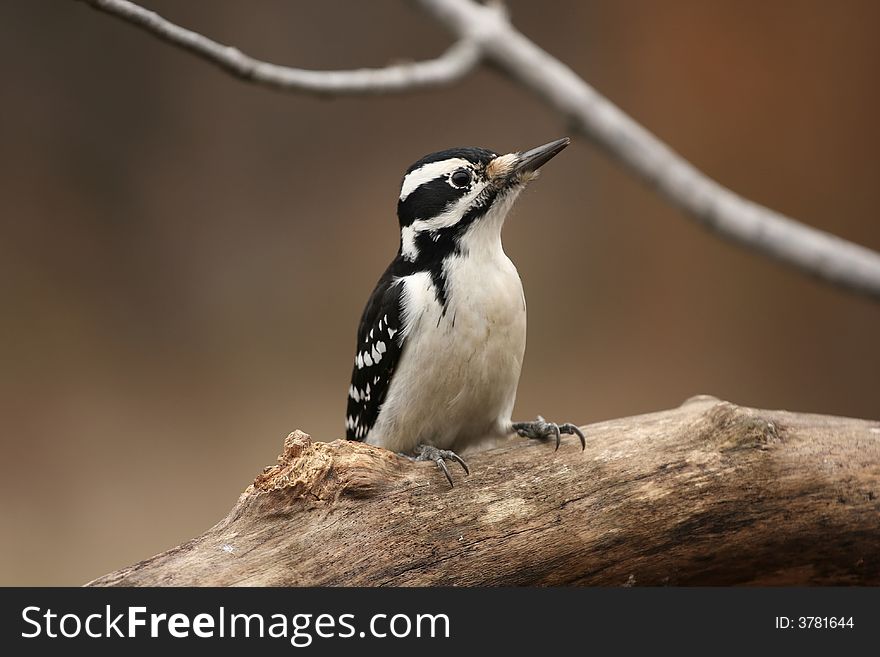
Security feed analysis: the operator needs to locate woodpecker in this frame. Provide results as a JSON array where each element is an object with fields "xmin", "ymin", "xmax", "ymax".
[{"xmin": 345, "ymin": 137, "xmax": 584, "ymax": 485}]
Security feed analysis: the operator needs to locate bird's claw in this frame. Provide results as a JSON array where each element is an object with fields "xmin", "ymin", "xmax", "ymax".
[
  {"xmin": 512, "ymin": 415, "xmax": 586, "ymax": 451},
  {"xmin": 411, "ymin": 444, "xmax": 470, "ymax": 487}
]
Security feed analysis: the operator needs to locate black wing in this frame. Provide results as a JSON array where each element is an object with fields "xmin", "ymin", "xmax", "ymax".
[{"xmin": 345, "ymin": 267, "xmax": 405, "ymax": 441}]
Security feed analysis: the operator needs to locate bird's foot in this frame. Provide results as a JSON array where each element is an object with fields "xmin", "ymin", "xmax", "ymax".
[
  {"xmin": 512, "ymin": 415, "xmax": 586, "ymax": 451},
  {"xmin": 406, "ymin": 444, "xmax": 470, "ymax": 487}
]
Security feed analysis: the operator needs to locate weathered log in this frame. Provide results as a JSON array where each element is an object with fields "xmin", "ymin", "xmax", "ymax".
[{"xmin": 87, "ymin": 396, "xmax": 880, "ymax": 586}]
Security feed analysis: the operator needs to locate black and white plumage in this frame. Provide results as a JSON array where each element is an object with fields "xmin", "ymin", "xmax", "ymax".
[
  {"xmin": 345, "ymin": 269, "xmax": 404, "ymax": 442},
  {"xmin": 345, "ymin": 138, "xmax": 584, "ymax": 483}
]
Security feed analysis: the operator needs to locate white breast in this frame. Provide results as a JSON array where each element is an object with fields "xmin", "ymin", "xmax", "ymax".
[{"xmin": 367, "ymin": 217, "xmax": 527, "ymax": 454}]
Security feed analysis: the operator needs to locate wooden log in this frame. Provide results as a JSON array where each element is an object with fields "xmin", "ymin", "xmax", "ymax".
[{"xmin": 87, "ymin": 396, "xmax": 880, "ymax": 586}]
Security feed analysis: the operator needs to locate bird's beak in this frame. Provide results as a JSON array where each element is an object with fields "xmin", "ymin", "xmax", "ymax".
[
  {"xmin": 488, "ymin": 137, "xmax": 570, "ymax": 185},
  {"xmin": 513, "ymin": 137, "xmax": 571, "ymax": 175}
]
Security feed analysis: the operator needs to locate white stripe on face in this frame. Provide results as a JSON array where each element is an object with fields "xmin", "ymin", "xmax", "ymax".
[
  {"xmin": 400, "ymin": 225, "xmax": 418, "ymax": 261},
  {"xmin": 399, "ymin": 158, "xmax": 470, "ymax": 201},
  {"xmin": 413, "ymin": 183, "xmax": 489, "ymax": 231}
]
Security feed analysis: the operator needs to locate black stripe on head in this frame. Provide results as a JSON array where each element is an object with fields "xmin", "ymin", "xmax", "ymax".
[
  {"xmin": 397, "ymin": 177, "xmax": 460, "ymax": 227},
  {"xmin": 397, "ymin": 147, "xmax": 498, "ymax": 227},
  {"xmin": 403, "ymin": 147, "xmax": 497, "ymax": 176}
]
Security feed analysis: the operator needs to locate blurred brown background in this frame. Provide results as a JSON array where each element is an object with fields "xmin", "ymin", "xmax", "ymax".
[{"xmin": 1, "ymin": 0, "xmax": 878, "ymax": 585}]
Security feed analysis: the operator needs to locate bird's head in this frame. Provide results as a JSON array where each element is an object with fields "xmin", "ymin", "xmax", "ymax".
[{"xmin": 395, "ymin": 137, "xmax": 570, "ymax": 263}]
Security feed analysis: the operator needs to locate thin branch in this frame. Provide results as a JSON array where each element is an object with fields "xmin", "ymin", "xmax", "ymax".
[
  {"xmin": 77, "ymin": 0, "xmax": 480, "ymax": 95},
  {"xmin": 415, "ymin": 0, "xmax": 880, "ymax": 301},
  {"xmin": 75, "ymin": 0, "xmax": 880, "ymax": 300}
]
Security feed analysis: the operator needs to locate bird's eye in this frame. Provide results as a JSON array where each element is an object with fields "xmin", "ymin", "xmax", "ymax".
[{"xmin": 449, "ymin": 169, "xmax": 472, "ymax": 188}]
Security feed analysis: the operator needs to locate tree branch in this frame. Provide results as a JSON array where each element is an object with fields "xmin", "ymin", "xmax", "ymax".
[
  {"xmin": 74, "ymin": 0, "xmax": 880, "ymax": 301},
  {"xmin": 77, "ymin": 0, "xmax": 480, "ymax": 95},
  {"xmin": 414, "ymin": 0, "xmax": 880, "ymax": 301},
  {"xmin": 86, "ymin": 397, "xmax": 880, "ymax": 586}
]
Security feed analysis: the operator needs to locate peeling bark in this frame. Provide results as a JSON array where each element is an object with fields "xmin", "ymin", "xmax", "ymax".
[{"xmin": 87, "ymin": 396, "xmax": 880, "ymax": 586}]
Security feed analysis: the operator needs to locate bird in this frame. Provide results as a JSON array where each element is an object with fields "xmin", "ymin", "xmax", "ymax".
[{"xmin": 345, "ymin": 137, "xmax": 585, "ymax": 486}]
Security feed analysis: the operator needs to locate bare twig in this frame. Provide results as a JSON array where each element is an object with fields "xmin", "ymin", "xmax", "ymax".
[
  {"xmin": 415, "ymin": 0, "xmax": 880, "ymax": 300},
  {"xmin": 73, "ymin": 0, "xmax": 880, "ymax": 300},
  {"xmin": 77, "ymin": 0, "xmax": 480, "ymax": 95}
]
